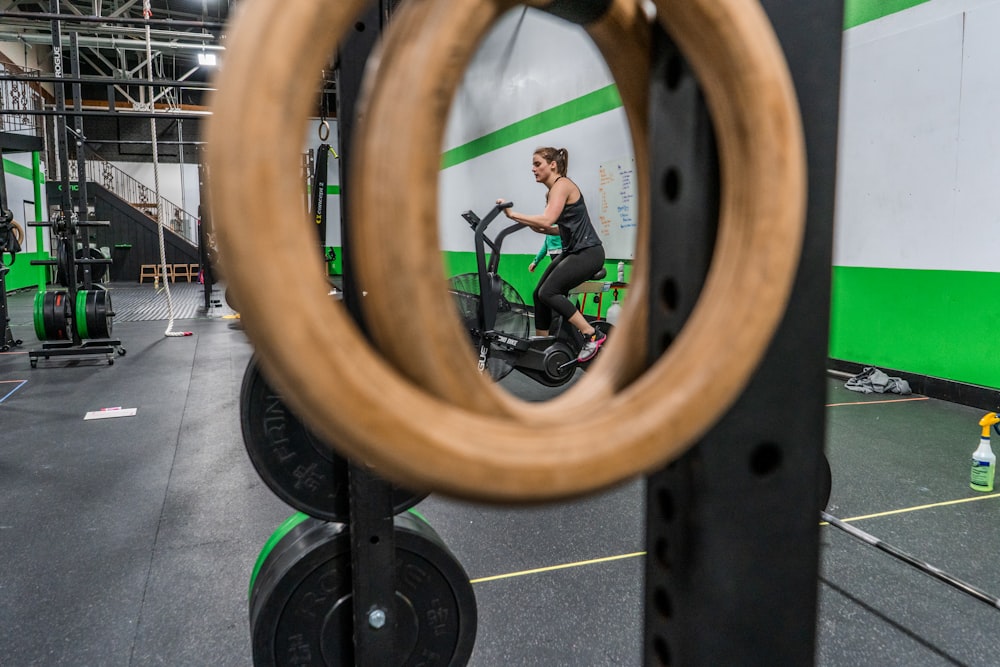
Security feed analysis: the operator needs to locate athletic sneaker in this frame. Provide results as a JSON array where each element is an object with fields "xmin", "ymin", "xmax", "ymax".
[{"xmin": 577, "ymin": 329, "xmax": 607, "ymax": 362}]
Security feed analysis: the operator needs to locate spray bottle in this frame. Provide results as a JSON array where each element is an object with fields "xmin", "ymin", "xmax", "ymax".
[{"xmin": 971, "ymin": 412, "xmax": 999, "ymax": 492}]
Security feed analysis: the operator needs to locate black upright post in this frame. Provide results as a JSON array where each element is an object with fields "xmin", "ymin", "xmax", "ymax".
[
  {"xmin": 70, "ymin": 32, "xmax": 93, "ymax": 290},
  {"xmin": 337, "ymin": 3, "xmax": 401, "ymax": 664},
  {"xmin": 643, "ymin": 3, "xmax": 843, "ymax": 665},
  {"xmin": 198, "ymin": 162, "xmax": 214, "ymax": 310},
  {"xmin": 0, "ymin": 145, "xmax": 18, "ymax": 351},
  {"xmin": 49, "ymin": 1, "xmax": 72, "ymax": 221},
  {"xmin": 48, "ymin": 2, "xmax": 82, "ymax": 345}
]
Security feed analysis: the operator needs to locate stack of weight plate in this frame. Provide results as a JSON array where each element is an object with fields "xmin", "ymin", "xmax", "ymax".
[
  {"xmin": 33, "ymin": 286, "xmax": 114, "ymax": 342},
  {"xmin": 239, "ymin": 357, "xmax": 478, "ymax": 666}
]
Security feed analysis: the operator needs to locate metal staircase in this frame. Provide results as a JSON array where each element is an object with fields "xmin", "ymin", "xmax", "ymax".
[{"xmin": 65, "ymin": 142, "xmax": 198, "ymax": 245}]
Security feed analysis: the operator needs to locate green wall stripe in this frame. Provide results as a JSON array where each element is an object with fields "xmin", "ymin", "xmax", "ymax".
[
  {"xmin": 3, "ymin": 157, "xmax": 33, "ymax": 181},
  {"xmin": 830, "ymin": 266, "xmax": 1000, "ymax": 389},
  {"xmin": 844, "ymin": 0, "xmax": 931, "ymax": 29},
  {"xmin": 440, "ymin": 84, "xmax": 623, "ymax": 170}
]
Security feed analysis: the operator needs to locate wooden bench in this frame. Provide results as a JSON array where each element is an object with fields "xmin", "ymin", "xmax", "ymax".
[
  {"xmin": 139, "ymin": 264, "xmax": 158, "ymax": 284},
  {"xmin": 173, "ymin": 264, "xmax": 193, "ymax": 282},
  {"xmin": 139, "ymin": 264, "xmax": 178, "ymax": 284}
]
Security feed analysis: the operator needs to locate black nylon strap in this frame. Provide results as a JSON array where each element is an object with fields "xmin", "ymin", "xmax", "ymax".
[
  {"xmin": 541, "ymin": 0, "xmax": 613, "ymax": 25},
  {"xmin": 312, "ymin": 144, "xmax": 329, "ymax": 246}
]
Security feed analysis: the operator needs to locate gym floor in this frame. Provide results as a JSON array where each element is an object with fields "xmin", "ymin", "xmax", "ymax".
[{"xmin": 2, "ymin": 282, "xmax": 999, "ymax": 666}]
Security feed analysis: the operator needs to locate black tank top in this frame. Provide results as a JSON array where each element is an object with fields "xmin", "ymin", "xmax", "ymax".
[{"xmin": 557, "ymin": 195, "xmax": 602, "ymax": 254}]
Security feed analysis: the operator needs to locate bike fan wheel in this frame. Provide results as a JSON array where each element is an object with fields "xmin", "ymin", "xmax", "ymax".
[{"xmin": 448, "ymin": 272, "xmax": 530, "ymax": 381}]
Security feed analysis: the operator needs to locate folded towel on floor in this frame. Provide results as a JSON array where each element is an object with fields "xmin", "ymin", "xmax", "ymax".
[{"xmin": 845, "ymin": 366, "xmax": 912, "ymax": 395}]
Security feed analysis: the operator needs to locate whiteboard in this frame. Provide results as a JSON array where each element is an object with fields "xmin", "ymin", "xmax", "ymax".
[{"xmin": 595, "ymin": 156, "xmax": 637, "ymax": 259}]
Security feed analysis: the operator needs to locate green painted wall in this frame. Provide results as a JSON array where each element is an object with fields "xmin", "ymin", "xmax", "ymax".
[
  {"xmin": 326, "ymin": 247, "xmax": 627, "ymax": 317},
  {"xmin": 3, "ymin": 153, "xmax": 47, "ymax": 292},
  {"xmin": 1, "ymin": 251, "xmax": 48, "ymax": 291},
  {"xmin": 830, "ymin": 266, "xmax": 1000, "ymax": 387},
  {"xmin": 843, "ymin": 0, "xmax": 931, "ymax": 29},
  {"xmin": 831, "ymin": 1, "xmax": 1000, "ymax": 391},
  {"xmin": 442, "ymin": 250, "xmax": 628, "ymax": 318}
]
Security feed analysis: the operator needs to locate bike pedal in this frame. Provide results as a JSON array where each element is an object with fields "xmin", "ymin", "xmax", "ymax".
[{"xmin": 557, "ymin": 359, "xmax": 579, "ymax": 371}]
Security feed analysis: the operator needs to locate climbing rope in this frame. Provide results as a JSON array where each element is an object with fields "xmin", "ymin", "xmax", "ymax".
[{"xmin": 144, "ymin": 0, "xmax": 189, "ymax": 337}]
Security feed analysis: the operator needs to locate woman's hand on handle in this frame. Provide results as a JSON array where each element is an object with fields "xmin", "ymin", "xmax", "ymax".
[{"xmin": 496, "ymin": 198, "xmax": 515, "ymax": 219}]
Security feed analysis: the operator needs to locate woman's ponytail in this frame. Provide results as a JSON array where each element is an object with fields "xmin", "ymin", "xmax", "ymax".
[{"xmin": 534, "ymin": 146, "xmax": 570, "ymax": 176}]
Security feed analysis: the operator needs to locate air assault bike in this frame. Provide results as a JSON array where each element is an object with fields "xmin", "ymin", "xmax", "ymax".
[{"xmin": 449, "ymin": 201, "xmax": 612, "ymax": 387}]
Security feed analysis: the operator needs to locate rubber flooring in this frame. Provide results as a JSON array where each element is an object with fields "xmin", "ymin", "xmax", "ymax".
[{"xmin": 1, "ymin": 283, "xmax": 999, "ymax": 665}]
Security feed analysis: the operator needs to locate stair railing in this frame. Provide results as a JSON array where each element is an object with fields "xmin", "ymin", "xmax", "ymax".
[{"xmin": 65, "ymin": 143, "xmax": 198, "ymax": 245}]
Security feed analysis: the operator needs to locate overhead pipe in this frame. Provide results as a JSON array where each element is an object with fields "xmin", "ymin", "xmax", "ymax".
[
  {"xmin": 0, "ymin": 11, "xmax": 224, "ymax": 30},
  {"xmin": 0, "ymin": 30, "xmax": 224, "ymax": 53}
]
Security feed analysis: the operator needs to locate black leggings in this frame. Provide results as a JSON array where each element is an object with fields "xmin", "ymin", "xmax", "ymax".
[{"xmin": 532, "ymin": 244, "xmax": 605, "ymax": 331}]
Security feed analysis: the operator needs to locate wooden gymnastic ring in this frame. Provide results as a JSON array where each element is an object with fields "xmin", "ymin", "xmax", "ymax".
[
  {"xmin": 11, "ymin": 220, "xmax": 23, "ymax": 246},
  {"xmin": 353, "ymin": 0, "xmax": 651, "ymax": 417},
  {"xmin": 352, "ymin": 3, "xmax": 804, "ymax": 425},
  {"xmin": 206, "ymin": 0, "xmax": 805, "ymax": 501}
]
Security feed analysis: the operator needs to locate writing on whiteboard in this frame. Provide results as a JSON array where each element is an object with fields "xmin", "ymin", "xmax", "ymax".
[{"xmin": 597, "ymin": 156, "xmax": 637, "ymax": 259}]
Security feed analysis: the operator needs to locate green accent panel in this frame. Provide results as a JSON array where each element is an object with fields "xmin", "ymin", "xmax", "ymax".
[
  {"xmin": 843, "ymin": 0, "xmax": 930, "ymax": 29},
  {"xmin": 3, "ymin": 157, "xmax": 33, "ymax": 181},
  {"xmin": 440, "ymin": 84, "xmax": 623, "ymax": 169},
  {"xmin": 2, "ymin": 251, "xmax": 49, "ymax": 291},
  {"xmin": 325, "ymin": 184, "xmax": 340, "ymax": 196},
  {"xmin": 830, "ymin": 266, "xmax": 1000, "ymax": 389}
]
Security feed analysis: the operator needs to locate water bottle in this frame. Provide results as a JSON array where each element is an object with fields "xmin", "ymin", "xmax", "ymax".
[{"xmin": 617, "ymin": 261, "xmax": 625, "ymax": 283}]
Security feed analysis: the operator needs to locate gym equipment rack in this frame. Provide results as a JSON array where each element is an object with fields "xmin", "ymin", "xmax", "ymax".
[
  {"xmin": 335, "ymin": 3, "xmax": 409, "ymax": 663},
  {"xmin": 28, "ymin": 10, "xmax": 123, "ymax": 367},
  {"xmin": 641, "ymin": 1, "xmax": 842, "ymax": 664},
  {"xmin": 225, "ymin": 0, "xmax": 843, "ymax": 663}
]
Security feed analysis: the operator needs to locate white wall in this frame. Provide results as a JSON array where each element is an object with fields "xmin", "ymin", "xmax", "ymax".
[
  {"xmin": 444, "ymin": 9, "xmax": 617, "ymax": 146},
  {"xmin": 110, "ymin": 161, "xmax": 200, "ymax": 216},
  {"xmin": 439, "ymin": 8, "xmax": 636, "ymax": 259},
  {"xmin": 835, "ymin": 0, "xmax": 1000, "ymax": 272},
  {"xmin": 0, "ymin": 39, "xmax": 48, "ymax": 73}
]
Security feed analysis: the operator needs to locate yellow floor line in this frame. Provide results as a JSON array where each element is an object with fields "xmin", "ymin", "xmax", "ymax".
[
  {"xmin": 470, "ymin": 551, "xmax": 646, "ymax": 584},
  {"xmin": 823, "ymin": 492, "xmax": 1000, "ymax": 525},
  {"xmin": 826, "ymin": 396, "xmax": 930, "ymax": 408},
  {"xmin": 470, "ymin": 496, "xmax": 1000, "ymax": 584}
]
